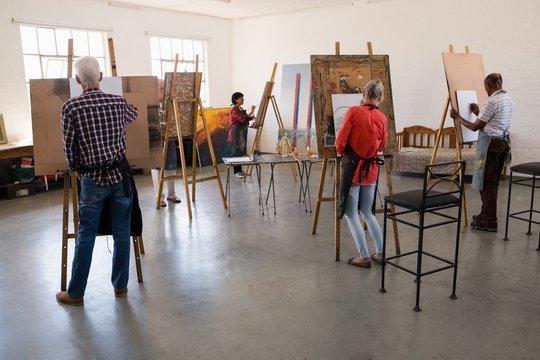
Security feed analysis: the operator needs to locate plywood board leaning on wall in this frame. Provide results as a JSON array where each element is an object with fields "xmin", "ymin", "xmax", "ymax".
[
  {"xmin": 163, "ymin": 72, "xmax": 202, "ymax": 139},
  {"xmin": 442, "ymin": 52, "xmax": 487, "ymax": 145},
  {"xmin": 30, "ymin": 76, "xmax": 161, "ymax": 175},
  {"xmin": 310, "ymin": 55, "xmax": 397, "ymax": 158}
]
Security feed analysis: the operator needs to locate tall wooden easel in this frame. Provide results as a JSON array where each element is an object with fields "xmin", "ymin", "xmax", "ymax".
[
  {"xmin": 156, "ymin": 54, "xmax": 227, "ymax": 218},
  {"xmin": 245, "ymin": 63, "xmax": 297, "ymax": 181},
  {"xmin": 60, "ymin": 38, "xmax": 144, "ymax": 291},
  {"xmin": 430, "ymin": 44, "xmax": 480, "ymax": 226},
  {"xmin": 310, "ymin": 41, "xmax": 401, "ymax": 261}
]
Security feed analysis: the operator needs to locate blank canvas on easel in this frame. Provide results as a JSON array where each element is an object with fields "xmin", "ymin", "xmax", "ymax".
[
  {"xmin": 310, "ymin": 55, "xmax": 397, "ymax": 158},
  {"xmin": 456, "ymin": 90, "xmax": 479, "ymax": 143}
]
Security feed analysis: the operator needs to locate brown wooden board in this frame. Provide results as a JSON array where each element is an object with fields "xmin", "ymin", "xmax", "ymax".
[
  {"xmin": 255, "ymin": 81, "xmax": 274, "ymax": 122},
  {"xmin": 163, "ymin": 72, "xmax": 202, "ymax": 139},
  {"xmin": 310, "ymin": 55, "xmax": 397, "ymax": 158},
  {"xmin": 30, "ymin": 76, "xmax": 161, "ymax": 175},
  {"xmin": 442, "ymin": 52, "xmax": 487, "ymax": 144}
]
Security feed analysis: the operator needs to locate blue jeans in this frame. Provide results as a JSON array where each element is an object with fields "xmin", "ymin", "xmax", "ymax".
[
  {"xmin": 343, "ymin": 184, "xmax": 383, "ymax": 258},
  {"xmin": 68, "ymin": 176, "xmax": 133, "ymax": 297}
]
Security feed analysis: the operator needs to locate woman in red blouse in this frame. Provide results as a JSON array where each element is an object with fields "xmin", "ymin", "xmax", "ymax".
[
  {"xmin": 229, "ymin": 92, "xmax": 256, "ymax": 179},
  {"xmin": 335, "ymin": 79, "xmax": 387, "ymax": 268}
]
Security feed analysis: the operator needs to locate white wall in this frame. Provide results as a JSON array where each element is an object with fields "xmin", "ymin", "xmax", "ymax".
[
  {"xmin": 230, "ymin": 0, "xmax": 540, "ymax": 165},
  {"xmin": 0, "ymin": 0, "xmax": 231, "ymax": 142}
]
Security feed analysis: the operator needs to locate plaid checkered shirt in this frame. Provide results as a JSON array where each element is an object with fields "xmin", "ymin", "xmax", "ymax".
[{"xmin": 61, "ymin": 89, "xmax": 138, "ymax": 186}]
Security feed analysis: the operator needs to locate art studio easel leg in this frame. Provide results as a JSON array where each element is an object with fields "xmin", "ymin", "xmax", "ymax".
[
  {"xmin": 334, "ymin": 158, "xmax": 341, "ymax": 261},
  {"xmin": 61, "ymin": 172, "xmax": 78, "ymax": 291}
]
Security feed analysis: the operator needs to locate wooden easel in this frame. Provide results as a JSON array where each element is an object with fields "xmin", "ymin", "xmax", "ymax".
[
  {"xmin": 310, "ymin": 41, "xmax": 401, "ymax": 261},
  {"xmin": 245, "ymin": 63, "xmax": 297, "ymax": 181},
  {"xmin": 60, "ymin": 38, "xmax": 144, "ymax": 291},
  {"xmin": 430, "ymin": 44, "xmax": 473, "ymax": 226},
  {"xmin": 156, "ymin": 54, "xmax": 227, "ymax": 218}
]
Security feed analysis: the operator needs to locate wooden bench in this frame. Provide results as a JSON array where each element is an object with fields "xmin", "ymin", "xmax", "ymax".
[{"xmin": 393, "ymin": 125, "xmax": 475, "ymax": 175}]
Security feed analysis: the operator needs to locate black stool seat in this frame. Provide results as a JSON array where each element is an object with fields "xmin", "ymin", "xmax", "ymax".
[
  {"xmin": 385, "ymin": 190, "xmax": 460, "ymax": 211},
  {"xmin": 510, "ymin": 162, "xmax": 540, "ymax": 175},
  {"xmin": 504, "ymin": 162, "xmax": 540, "ymax": 250}
]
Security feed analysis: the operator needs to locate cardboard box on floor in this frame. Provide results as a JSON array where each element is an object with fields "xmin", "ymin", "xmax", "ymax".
[{"xmin": 29, "ymin": 76, "xmax": 162, "ymax": 175}]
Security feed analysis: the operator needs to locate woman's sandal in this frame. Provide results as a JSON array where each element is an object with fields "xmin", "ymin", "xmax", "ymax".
[
  {"xmin": 167, "ymin": 196, "xmax": 181, "ymax": 204},
  {"xmin": 370, "ymin": 253, "xmax": 383, "ymax": 265},
  {"xmin": 159, "ymin": 200, "xmax": 167, "ymax": 208},
  {"xmin": 348, "ymin": 257, "xmax": 372, "ymax": 268}
]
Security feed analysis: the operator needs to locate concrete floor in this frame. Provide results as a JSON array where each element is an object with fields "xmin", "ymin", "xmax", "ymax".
[{"xmin": 0, "ymin": 164, "xmax": 539, "ymax": 360}]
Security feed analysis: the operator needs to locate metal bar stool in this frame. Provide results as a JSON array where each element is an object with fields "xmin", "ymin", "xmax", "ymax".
[
  {"xmin": 503, "ymin": 162, "xmax": 540, "ymax": 251},
  {"xmin": 380, "ymin": 160, "xmax": 466, "ymax": 312}
]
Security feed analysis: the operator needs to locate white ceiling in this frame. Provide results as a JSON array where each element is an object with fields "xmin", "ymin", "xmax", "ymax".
[{"xmin": 105, "ymin": 0, "xmax": 364, "ymax": 20}]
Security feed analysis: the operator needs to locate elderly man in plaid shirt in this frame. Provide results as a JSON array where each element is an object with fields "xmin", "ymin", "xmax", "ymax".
[{"xmin": 56, "ymin": 56, "xmax": 138, "ymax": 306}]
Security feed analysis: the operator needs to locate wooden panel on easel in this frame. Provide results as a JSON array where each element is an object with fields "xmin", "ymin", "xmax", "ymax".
[
  {"xmin": 310, "ymin": 55, "xmax": 397, "ymax": 158},
  {"xmin": 163, "ymin": 72, "xmax": 202, "ymax": 139},
  {"xmin": 255, "ymin": 81, "xmax": 275, "ymax": 121},
  {"xmin": 442, "ymin": 52, "xmax": 487, "ymax": 144},
  {"xmin": 30, "ymin": 78, "xmax": 70, "ymax": 175},
  {"xmin": 30, "ymin": 76, "xmax": 161, "ymax": 175}
]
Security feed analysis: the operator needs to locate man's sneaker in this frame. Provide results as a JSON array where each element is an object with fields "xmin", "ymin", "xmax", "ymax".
[
  {"xmin": 471, "ymin": 220, "xmax": 498, "ymax": 232},
  {"xmin": 56, "ymin": 291, "xmax": 84, "ymax": 306},
  {"xmin": 234, "ymin": 172, "xmax": 244, "ymax": 179}
]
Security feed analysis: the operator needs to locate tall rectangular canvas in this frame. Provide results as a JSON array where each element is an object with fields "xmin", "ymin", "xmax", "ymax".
[{"xmin": 279, "ymin": 64, "xmax": 315, "ymax": 153}]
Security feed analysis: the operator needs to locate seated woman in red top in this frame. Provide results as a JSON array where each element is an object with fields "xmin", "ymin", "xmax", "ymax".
[
  {"xmin": 335, "ymin": 79, "xmax": 387, "ymax": 268},
  {"xmin": 228, "ymin": 92, "xmax": 256, "ymax": 179}
]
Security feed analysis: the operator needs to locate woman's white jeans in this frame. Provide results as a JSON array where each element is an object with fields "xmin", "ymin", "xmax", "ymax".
[
  {"xmin": 151, "ymin": 169, "xmax": 177, "ymax": 200},
  {"xmin": 343, "ymin": 184, "xmax": 383, "ymax": 258}
]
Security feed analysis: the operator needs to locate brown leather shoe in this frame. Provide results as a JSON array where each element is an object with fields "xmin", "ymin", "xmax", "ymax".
[
  {"xmin": 114, "ymin": 287, "xmax": 128, "ymax": 298},
  {"xmin": 56, "ymin": 291, "xmax": 84, "ymax": 306}
]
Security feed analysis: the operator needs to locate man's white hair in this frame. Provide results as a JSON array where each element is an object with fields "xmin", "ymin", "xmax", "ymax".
[{"xmin": 74, "ymin": 56, "xmax": 101, "ymax": 85}]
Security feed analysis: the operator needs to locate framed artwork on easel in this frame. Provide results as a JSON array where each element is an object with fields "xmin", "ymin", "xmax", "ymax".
[{"xmin": 0, "ymin": 113, "xmax": 7, "ymax": 144}]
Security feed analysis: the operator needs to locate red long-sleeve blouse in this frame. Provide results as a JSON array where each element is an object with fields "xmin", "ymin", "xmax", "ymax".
[{"xmin": 335, "ymin": 102, "xmax": 387, "ymax": 185}]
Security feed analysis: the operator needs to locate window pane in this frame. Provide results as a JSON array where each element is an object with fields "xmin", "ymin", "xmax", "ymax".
[
  {"xmin": 42, "ymin": 57, "xmax": 65, "ymax": 78},
  {"xmin": 199, "ymin": 63, "xmax": 205, "ymax": 81},
  {"xmin": 150, "ymin": 37, "xmax": 160, "ymax": 59},
  {"xmin": 20, "ymin": 26, "xmax": 38, "ymax": 54},
  {"xmin": 96, "ymin": 58, "xmax": 106, "ymax": 74},
  {"xmin": 160, "ymin": 38, "xmax": 172, "ymax": 60},
  {"xmin": 183, "ymin": 40, "xmax": 194, "ymax": 61},
  {"xmin": 199, "ymin": 86, "xmax": 206, "ymax": 102},
  {"xmin": 55, "ymin": 29, "xmax": 71, "ymax": 56},
  {"xmin": 151, "ymin": 60, "xmax": 161, "ymax": 78},
  {"xmin": 23, "ymin": 55, "xmax": 42, "ymax": 80},
  {"xmin": 163, "ymin": 60, "xmax": 175, "ymax": 74},
  {"xmin": 178, "ymin": 62, "xmax": 188, "ymax": 72},
  {"xmin": 193, "ymin": 41, "xmax": 204, "ymax": 61},
  {"xmin": 37, "ymin": 27, "xmax": 57, "ymax": 55},
  {"xmin": 184, "ymin": 63, "xmax": 195, "ymax": 72},
  {"xmin": 73, "ymin": 31, "xmax": 89, "ymax": 56},
  {"xmin": 171, "ymin": 39, "xmax": 183, "ymax": 60},
  {"xmin": 88, "ymin": 32, "xmax": 104, "ymax": 57}
]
